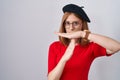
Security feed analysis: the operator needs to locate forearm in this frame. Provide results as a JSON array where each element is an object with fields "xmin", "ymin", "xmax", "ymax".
[
  {"xmin": 48, "ymin": 40, "xmax": 75, "ymax": 80},
  {"xmin": 48, "ymin": 59, "xmax": 66, "ymax": 80},
  {"xmin": 88, "ymin": 33, "xmax": 120, "ymax": 54}
]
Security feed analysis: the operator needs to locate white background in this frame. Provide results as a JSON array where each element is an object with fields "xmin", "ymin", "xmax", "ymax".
[{"xmin": 0, "ymin": 0, "xmax": 120, "ymax": 80}]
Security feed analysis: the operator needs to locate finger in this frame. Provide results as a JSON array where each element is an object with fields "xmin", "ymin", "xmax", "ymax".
[{"xmin": 55, "ymin": 32, "xmax": 70, "ymax": 38}]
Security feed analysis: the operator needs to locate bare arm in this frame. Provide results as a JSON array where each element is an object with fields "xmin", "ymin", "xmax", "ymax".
[
  {"xmin": 56, "ymin": 31, "xmax": 120, "ymax": 54},
  {"xmin": 88, "ymin": 33, "xmax": 120, "ymax": 54},
  {"xmin": 48, "ymin": 39, "xmax": 75, "ymax": 80}
]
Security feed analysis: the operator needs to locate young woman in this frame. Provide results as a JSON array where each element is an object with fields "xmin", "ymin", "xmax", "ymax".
[{"xmin": 48, "ymin": 4, "xmax": 120, "ymax": 80}]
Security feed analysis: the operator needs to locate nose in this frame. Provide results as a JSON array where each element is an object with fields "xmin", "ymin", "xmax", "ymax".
[{"xmin": 69, "ymin": 24, "xmax": 74, "ymax": 30}]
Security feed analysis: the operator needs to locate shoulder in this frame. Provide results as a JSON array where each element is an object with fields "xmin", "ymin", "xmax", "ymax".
[
  {"xmin": 88, "ymin": 42, "xmax": 106, "ymax": 52},
  {"xmin": 82, "ymin": 42, "xmax": 101, "ymax": 50},
  {"xmin": 48, "ymin": 41, "xmax": 65, "ymax": 53},
  {"xmin": 49, "ymin": 41, "xmax": 64, "ymax": 48},
  {"xmin": 89, "ymin": 42, "xmax": 103, "ymax": 47}
]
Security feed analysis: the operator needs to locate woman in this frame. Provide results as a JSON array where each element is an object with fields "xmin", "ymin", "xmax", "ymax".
[{"xmin": 48, "ymin": 4, "xmax": 120, "ymax": 80}]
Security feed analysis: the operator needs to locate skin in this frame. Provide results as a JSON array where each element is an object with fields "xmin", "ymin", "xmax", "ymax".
[
  {"xmin": 65, "ymin": 14, "xmax": 82, "ymax": 33},
  {"xmin": 48, "ymin": 13, "xmax": 120, "ymax": 80}
]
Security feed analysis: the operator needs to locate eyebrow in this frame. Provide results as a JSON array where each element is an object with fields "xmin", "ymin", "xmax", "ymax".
[{"xmin": 65, "ymin": 20, "xmax": 80, "ymax": 22}]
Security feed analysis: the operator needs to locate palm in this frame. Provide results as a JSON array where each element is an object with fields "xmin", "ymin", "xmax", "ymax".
[{"xmin": 55, "ymin": 31, "xmax": 82, "ymax": 39}]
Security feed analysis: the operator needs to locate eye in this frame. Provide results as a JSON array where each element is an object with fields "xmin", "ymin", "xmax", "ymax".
[
  {"xmin": 72, "ymin": 21, "xmax": 79, "ymax": 26},
  {"xmin": 64, "ymin": 21, "xmax": 70, "ymax": 26}
]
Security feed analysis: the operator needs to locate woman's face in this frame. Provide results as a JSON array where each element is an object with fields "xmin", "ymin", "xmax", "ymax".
[{"xmin": 64, "ymin": 13, "xmax": 83, "ymax": 33}]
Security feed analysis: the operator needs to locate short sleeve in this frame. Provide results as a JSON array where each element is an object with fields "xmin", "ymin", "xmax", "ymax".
[
  {"xmin": 48, "ymin": 42, "xmax": 57, "ymax": 74},
  {"xmin": 92, "ymin": 42, "xmax": 111, "ymax": 58}
]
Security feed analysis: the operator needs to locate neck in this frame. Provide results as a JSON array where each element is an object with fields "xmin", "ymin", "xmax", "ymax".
[{"xmin": 70, "ymin": 38, "xmax": 79, "ymax": 45}]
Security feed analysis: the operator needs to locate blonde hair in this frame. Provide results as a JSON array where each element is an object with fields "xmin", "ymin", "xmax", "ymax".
[{"xmin": 59, "ymin": 12, "xmax": 90, "ymax": 46}]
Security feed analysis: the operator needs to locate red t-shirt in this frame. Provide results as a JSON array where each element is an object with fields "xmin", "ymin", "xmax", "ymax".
[{"xmin": 48, "ymin": 41, "xmax": 111, "ymax": 80}]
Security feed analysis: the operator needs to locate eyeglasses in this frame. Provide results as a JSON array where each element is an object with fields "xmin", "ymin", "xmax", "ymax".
[{"xmin": 64, "ymin": 21, "xmax": 81, "ymax": 29}]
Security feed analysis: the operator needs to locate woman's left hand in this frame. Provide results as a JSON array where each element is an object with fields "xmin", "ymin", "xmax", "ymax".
[{"xmin": 55, "ymin": 31, "xmax": 84, "ymax": 39}]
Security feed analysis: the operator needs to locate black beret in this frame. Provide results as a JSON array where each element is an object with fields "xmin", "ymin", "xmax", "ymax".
[{"xmin": 62, "ymin": 4, "xmax": 91, "ymax": 22}]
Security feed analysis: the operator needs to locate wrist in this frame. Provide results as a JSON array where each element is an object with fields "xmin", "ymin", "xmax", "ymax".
[{"xmin": 83, "ymin": 30, "xmax": 91, "ymax": 40}]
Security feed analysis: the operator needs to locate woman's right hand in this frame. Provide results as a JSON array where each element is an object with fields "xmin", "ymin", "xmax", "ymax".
[
  {"xmin": 61, "ymin": 39, "xmax": 76, "ymax": 62},
  {"xmin": 48, "ymin": 39, "xmax": 76, "ymax": 80}
]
